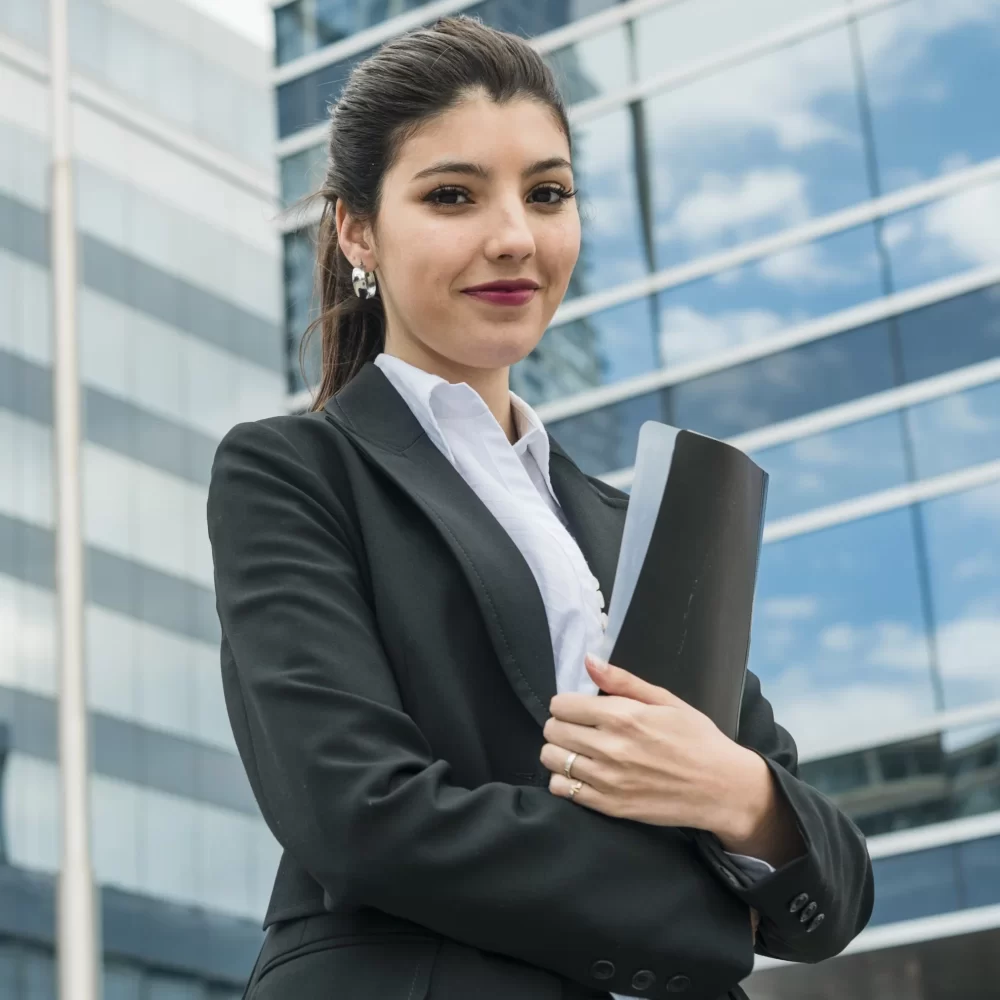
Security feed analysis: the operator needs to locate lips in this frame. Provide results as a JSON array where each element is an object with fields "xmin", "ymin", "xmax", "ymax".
[{"xmin": 463, "ymin": 279, "xmax": 540, "ymax": 292}]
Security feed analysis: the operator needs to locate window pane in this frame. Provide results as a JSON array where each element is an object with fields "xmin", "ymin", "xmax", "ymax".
[
  {"xmin": 799, "ymin": 719, "xmax": 1000, "ymax": 837},
  {"xmin": 751, "ymin": 411, "xmax": 909, "ymax": 521},
  {"xmin": 545, "ymin": 23, "xmax": 629, "ymax": 105},
  {"xmin": 636, "ymin": 0, "xmax": 845, "ymax": 82},
  {"xmin": 644, "ymin": 25, "xmax": 869, "ymax": 272},
  {"xmin": 280, "ymin": 144, "xmax": 327, "ymax": 207},
  {"xmin": 869, "ymin": 845, "xmax": 961, "ymax": 926},
  {"xmin": 673, "ymin": 321, "xmax": 895, "ymax": 438},
  {"xmin": 908, "ymin": 378, "xmax": 1000, "ymax": 480},
  {"xmin": 898, "ymin": 282, "xmax": 1000, "ymax": 384},
  {"xmin": 920, "ymin": 481, "xmax": 1000, "ymax": 710},
  {"xmin": 656, "ymin": 224, "xmax": 885, "ymax": 368},
  {"xmin": 859, "ymin": 0, "xmax": 1000, "ymax": 194},
  {"xmin": 571, "ymin": 108, "xmax": 652, "ymax": 296},
  {"xmin": 749, "ymin": 507, "xmax": 939, "ymax": 760}
]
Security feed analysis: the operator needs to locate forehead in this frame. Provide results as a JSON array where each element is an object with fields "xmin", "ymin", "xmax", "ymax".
[{"xmin": 393, "ymin": 93, "xmax": 571, "ymax": 171}]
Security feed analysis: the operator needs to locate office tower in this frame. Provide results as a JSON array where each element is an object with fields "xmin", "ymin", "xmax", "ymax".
[{"xmin": 0, "ymin": 0, "xmax": 285, "ymax": 994}]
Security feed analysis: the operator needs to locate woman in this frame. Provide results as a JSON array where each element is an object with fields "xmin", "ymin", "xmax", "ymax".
[{"xmin": 207, "ymin": 16, "xmax": 873, "ymax": 1000}]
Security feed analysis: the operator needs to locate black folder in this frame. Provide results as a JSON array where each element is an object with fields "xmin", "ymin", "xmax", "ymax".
[{"xmin": 593, "ymin": 422, "xmax": 769, "ymax": 741}]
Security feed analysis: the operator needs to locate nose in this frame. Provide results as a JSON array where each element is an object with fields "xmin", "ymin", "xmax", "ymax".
[{"xmin": 484, "ymin": 197, "xmax": 536, "ymax": 262}]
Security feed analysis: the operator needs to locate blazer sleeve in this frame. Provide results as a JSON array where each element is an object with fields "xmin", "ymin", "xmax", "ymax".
[
  {"xmin": 207, "ymin": 418, "xmax": 756, "ymax": 997},
  {"xmin": 687, "ymin": 668, "xmax": 876, "ymax": 964}
]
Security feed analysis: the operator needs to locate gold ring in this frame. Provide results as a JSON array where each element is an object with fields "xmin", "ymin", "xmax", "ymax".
[
  {"xmin": 568, "ymin": 779, "xmax": 584, "ymax": 801},
  {"xmin": 563, "ymin": 751, "xmax": 579, "ymax": 779}
]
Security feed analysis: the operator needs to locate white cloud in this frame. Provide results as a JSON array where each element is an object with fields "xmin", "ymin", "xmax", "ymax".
[
  {"xmin": 958, "ymin": 480, "xmax": 1000, "ymax": 521},
  {"xmin": 954, "ymin": 551, "xmax": 997, "ymax": 581},
  {"xmin": 767, "ymin": 671, "xmax": 933, "ymax": 761},
  {"xmin": 660, "ymin": 168, "xmax": 810, "ymax": 244},
  {"xmin": 761, "ymin": 595, "xmax": 819, "ymax": 620},
  {"xmin": 881, "ymin": 218, "xmax": 915, "ymax": 249},
  {"xmin": 657, "ymin": 304, "xmax": 787, "ymax": 364},
  {"xmin": 867, "ymin": 621, "xmax": 933, "ymax": 671},
  {"xmin": 923, "ymin": 182, "xmax": 1000, "ymax": 266},
  {"xmin": 757, "ymin": 242, "xmax": 854, "ymax": 286},
  {"xmin": 819, "ymin": 622, "xmax": 859, "ymax": 652},
  {"xmin": 790, "ymin": 433, "xmax": 853, "ymax": 467},
  {"xmin": 928, "ymin": 392, "xmax": 995, "ymax": 436}
]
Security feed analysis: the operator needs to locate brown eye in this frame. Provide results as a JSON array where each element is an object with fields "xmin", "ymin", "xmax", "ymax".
[
  {"xmin": 425, "ymin": 186, "xmax": 471, "ymax": 205},
  {"xmin": 529, "ymin": 184, "xmax": 576, "ymax": 205}
]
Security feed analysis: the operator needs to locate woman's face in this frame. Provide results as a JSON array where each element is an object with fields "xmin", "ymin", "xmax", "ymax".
[{"xmin": 340, "ymin": 91, "xmax": 581, "ymax": 375}]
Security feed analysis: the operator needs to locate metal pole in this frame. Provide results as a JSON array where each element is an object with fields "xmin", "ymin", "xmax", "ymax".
[{"xmin": 49, "ymin": 1, "xmax": 101, "ymax": 998}]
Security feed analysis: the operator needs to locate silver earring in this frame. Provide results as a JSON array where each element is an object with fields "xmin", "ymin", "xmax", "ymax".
[{"xmin": 352, "ymin": 263, "xmax": 377, "ymax": 299}]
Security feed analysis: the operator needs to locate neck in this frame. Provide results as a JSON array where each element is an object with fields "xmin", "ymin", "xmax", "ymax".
[{"xmin": 382, "ymin": 340, "xmax": 517, "ymax": 444}]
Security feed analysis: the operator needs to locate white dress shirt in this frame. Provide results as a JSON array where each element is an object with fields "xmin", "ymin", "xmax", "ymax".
[{"xmin": 374, "ymin": 353, "xmax": 772, "ymax": 994}]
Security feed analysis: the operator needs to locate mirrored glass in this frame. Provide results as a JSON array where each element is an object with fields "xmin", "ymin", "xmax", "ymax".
[
  {"xmin": 516, "ymin": 296, "xmax": 657, "ymax": 406},
  {"xmin": 280, "ymin": 144, "xmax": 327, "ymax": 207},
  {"xmin": 920, "ymin": 480, "xmax": 1000, "ymax": 710},
  {"xmin": 883, "ymin": 178, "xmax": 1000, "ymax": 292},
  {"xmin": 799, "ymin": 718, "xmax": 1000, "ymax": 837},
  {"xmin": 749, "ymin": 507, "xmax": 939, "ymax": 760},
  {"xmin": 636, "ymin": 0, "xmax": 844, "ymax": 82},
  {"xmin": 4, "ymin": 754, "xmax": 59, "ymax": 872},
  {"xmin": 644, "ymin": 25, "xmax": 869, "ymax": 272},
  {"xmin": 898, "ymin": 282, "xmax": 1000, "ymax": 385},
  {"xmin": 673, "ymin": 320, "xmax": 896, "ymax": 439},
  {"xmin": 869, "ymin": 844, "xmax": 961, "ymax": 927},
  {"xmin": 751, "ymin": 411, "xmax": 908, "ymax": 521},
  {"xmin": 544, "ymin": 23, "xmax": 629, "ymax": 105},
  {"xmin": 0, "ymin": 575, "xmax": 56, "ymax": 698},
  {"xmin": 908, "ymin": 378, "xmax": 1000, "ymax": 480},
  {"xmin": 571, "ymin": 108, "xmax": 653, "ymax": 296},
  {"xmin": 656, "ymin": 224, "xmax": 884, "ymax": 368},
  {"xmin": 859, "ymin": 0, "xmax": 1000, "ymax": 194}
]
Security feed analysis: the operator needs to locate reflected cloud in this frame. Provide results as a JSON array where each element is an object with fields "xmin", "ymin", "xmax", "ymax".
[
  {"xmin": 761, "ymin": 595, "xmax": 819, "ymax": 620},
  {"xmin": 659, "ymin": 167, "xmax": 810, "ymax": 243},
  {"xmin": 657, "ymin": 304, "xmax": 787, "ymax": 363}
]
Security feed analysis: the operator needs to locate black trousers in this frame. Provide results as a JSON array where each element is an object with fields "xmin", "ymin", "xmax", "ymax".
[{"xmin": 243, "ymin": 913, "xmax": 614, "ymax": 1000}]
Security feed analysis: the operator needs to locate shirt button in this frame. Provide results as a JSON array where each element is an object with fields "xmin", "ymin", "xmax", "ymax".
[
  {"xmin": 665, "ymin": 974, "xmax": 691, "ymax": 992},
  {"xmin": 788, "ymin": 892, "xmax": 809, "ymax": 913},
  {"xmin": 799, "ymin": 901, "xmax": 818, "ymax": 923},
  {"xmin": 806, "ymin": 912, "xmax": 825, "ymax": 933},
  {"xmin": 590, "ymin": 959, "xmax": 615, "ymax": 980}
]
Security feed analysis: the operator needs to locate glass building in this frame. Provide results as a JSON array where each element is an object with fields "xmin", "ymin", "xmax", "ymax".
[
  {"xmin": 276, "ymin": 0, "xmax": 1000, "ymax": 996},
  {"xmin": 0, "ymin": 0, "xmax": 284, "ymax": 995}
]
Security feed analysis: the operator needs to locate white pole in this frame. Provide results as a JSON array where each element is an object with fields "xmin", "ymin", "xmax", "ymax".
[{"xmin": 49, "ymin": 1, "xmax": 101, "ymax": 997}]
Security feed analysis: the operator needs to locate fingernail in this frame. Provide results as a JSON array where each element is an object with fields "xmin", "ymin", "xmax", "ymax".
[{"xmin": 587, "ymin": 653, "xmax": 608, "ymax": 672}]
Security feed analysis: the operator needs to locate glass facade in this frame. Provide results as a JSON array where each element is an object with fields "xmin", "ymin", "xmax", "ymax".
[
  {"xmin": 1, "ymin": 0, "xmax": 283, "ymax": 993},
  {"xmin": 276, "ymin": 0, "xmax": 1000, "ymax": 988}
]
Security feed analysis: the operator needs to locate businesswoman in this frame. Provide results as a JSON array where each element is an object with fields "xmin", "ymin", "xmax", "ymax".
[{"xmin": 207, "ymin": 16, "xmax": 873, "ymax": 1000}]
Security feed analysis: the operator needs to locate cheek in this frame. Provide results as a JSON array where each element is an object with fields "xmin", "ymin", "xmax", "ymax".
[
  {"xmin": 382, "ymin": 218, "xmax": 476, "ymax": 303},
  {"xmin": 542, "ymin": 216, "xmax": 582, "ymax": 284}
]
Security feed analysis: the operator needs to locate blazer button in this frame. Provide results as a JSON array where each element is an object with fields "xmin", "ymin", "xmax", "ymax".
[
  {"xmin": 590, "ymin": 959, "xmax": 615, "ymax": 980},
  {"xmin": 631, "ymin": 969, "xmax": 656, "ymax": 991},
  {"xmin": 799, "ymin": 901, "xmax": 818, "ymax": 923},
  {"xmin": 665, "ymin": 974, "xmax": 691, "ymax": 992},
  {"xmin": 806, "ymin": 912, "xmax": 826, "ymax": 933},
  {"xmin": 788, "ymin": 892, "xmax": 809, "ymax": 913}
]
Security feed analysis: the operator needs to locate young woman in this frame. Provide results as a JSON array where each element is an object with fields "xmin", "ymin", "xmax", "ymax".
[{"xmin": 207, "ymin": 16, "xmax": 873, "ymax": 1000}]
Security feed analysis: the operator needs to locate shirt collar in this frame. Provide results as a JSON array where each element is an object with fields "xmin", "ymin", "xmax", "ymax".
[{"xmin": 373, "ymin": 352, "xmax": 556, "ymax": 500}]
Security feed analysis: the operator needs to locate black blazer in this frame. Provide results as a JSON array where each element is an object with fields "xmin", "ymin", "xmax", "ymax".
[{"xmin": 206, "ymin": 361, "xmax": 874, "ymax": 1000}]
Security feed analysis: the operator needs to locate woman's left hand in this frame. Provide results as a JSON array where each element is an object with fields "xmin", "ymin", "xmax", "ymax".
[{"xmin": 540, "ymin": 653, "xmax": 773, "ymax": 848}]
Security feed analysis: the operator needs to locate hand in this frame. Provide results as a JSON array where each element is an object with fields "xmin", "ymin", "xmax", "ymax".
[{"xmin": 540, "ymin": 653, "xmax": 763, "ymax": 837}]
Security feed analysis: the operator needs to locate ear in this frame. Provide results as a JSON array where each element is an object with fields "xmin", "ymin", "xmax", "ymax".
[{"xmin": 335, "ymin": 199, "xmax": 376, "ymax": 271}]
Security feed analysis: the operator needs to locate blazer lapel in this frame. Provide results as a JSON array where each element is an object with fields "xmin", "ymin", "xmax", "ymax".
[{"xmin": 324, "ymin": 362, "xmax": 629, "ymax": 727}]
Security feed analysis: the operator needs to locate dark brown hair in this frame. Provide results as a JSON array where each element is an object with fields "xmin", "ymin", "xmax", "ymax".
[{"xmin": 297, "ymin": 15, "xmax": 572, "ymax": 411}]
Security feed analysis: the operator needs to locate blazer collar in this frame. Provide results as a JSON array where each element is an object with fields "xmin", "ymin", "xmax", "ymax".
[{"xmin": 323, "ymin": 361, "xmax": 628, "ymax": 728}]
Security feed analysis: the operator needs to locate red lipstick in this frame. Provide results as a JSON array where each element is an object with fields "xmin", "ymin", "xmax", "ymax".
[{"xmin": 462, "ymin": 278, "xmax": 540, "ymax": 307}]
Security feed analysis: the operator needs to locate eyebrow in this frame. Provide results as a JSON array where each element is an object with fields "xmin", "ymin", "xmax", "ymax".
[{"xmin": 411, "ymin": 157, "xmax": 573, "ymax": 181}]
